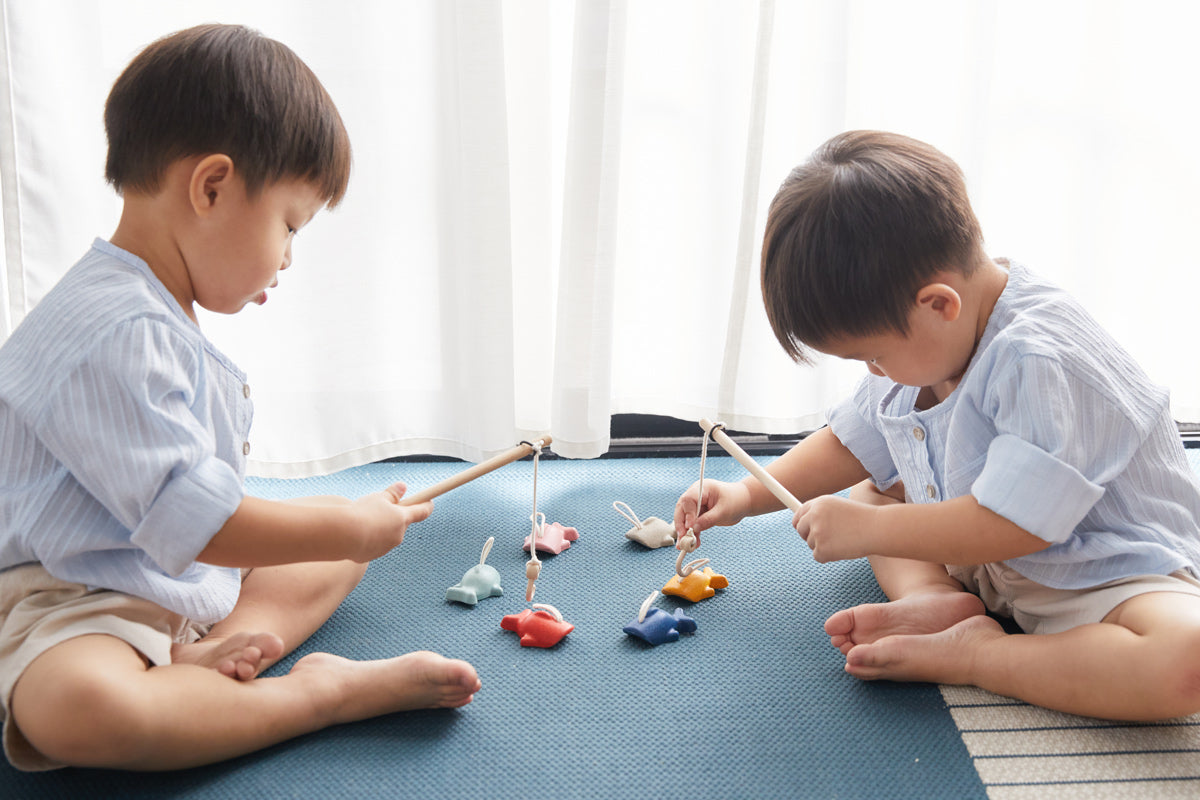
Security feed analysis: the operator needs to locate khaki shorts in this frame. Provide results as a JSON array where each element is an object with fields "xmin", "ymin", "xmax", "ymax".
[
  {"xmin": 0, "ymin": 564, "xmax": 212, "ymax": 771},
  {"xmin": 947, "ymin": 561, "xmax": 1200, "ymax": 635}
]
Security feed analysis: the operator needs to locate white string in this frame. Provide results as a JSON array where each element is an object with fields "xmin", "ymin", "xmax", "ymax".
[
  {"xmin": 637, "ymin": 590, "xmax": 659, "ymax": 623},
  {"xmin": 525, "ymin": 441, "xmax": 544, "ymax": 601},
  {"xmin": 531, "ymin": 603, "xmax": 564, "ymax": 622},
  {"xmin": 479, "ymin": 536, "xmax": 494, "ymax": 565},
  {"xmin": 530, "ymin": 443, "xmax": 543, "ymax": 541},
  {"xmin": 612, "ymin": 500, "xmax": 643, "ymax": 529},
  {"xmin": 676, "ymin": 423, "xmax": 719, "ymax": 577}
]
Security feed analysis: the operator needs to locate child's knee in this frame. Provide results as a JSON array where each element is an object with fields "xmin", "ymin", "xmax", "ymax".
[
  {"xmin": 11, "ymin": 650, "xmax": 154, "ymax": 768},
  {"xmin": 1169, "ymin": 631, "xmax": 1200, "ymax": 703}
]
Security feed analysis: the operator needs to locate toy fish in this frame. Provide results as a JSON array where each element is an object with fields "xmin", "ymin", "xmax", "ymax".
[
  {"xmin": 623, "ymin": 593, "xmax": 697, "ymax": 646},
  {"xmin": 662, "ymin": 566, "xmax": 728, "ymax": 602},
  {"xmin": 613, "ymin": 501, "xmax": 677, "ymax": 548},
  {"xmin": 523, "ymin": 521, "xmax": 579, "ymax": 555},
  {"xmin": 445, "ymin": 537, "xmax": 503, "ymax": 605},
  {"xmin": 500, "ymin": 604, "xmax": 574, "ymax": 648}
]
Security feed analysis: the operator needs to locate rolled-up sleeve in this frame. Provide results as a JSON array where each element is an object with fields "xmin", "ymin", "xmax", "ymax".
[
  {"xmin": 129, "ymin": 457, "xmax": 242, "ymax": 575},
  {"xmin": 972, "ymin": 434, "xmax": 1105, "ymax": 542},
  {"xmin": 827, "ymin": 377, "xmax": 901, "ymax": 490}
]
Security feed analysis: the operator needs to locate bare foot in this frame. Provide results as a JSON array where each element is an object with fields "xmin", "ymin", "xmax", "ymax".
[
  {"xmin": 171, "ymin": 631, "xmax": 286, "ymax": 681},
  {"xmin": 844, "ymin": 614, "xmax": 1006, "ymax": 684},
  {"xmin": 291, "ymin": 650, "xmax": 481, "ymax": 725},
  {"xmin": 824, "ymin": 591, "xmax": 985, "ymax": 655}
]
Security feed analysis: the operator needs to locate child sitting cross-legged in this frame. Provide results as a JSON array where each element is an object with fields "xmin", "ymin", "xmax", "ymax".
[
  {"xmin": 676, "ymin": 130, "xmax": 1200, "ymax": 721},
  {"xmin": 0, "ymin": 24, "xmax": 480, "ymax": 772}
]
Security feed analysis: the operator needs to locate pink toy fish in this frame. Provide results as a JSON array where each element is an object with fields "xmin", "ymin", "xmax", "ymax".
[{"xmin": 523, "ymin": 521, "xmax": 579, "ymax": 555}]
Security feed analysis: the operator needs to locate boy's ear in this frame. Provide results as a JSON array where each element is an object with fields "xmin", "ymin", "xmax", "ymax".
[
  {"xmin": 188, "ymin": 154, "xmax": 235, "ymax": 217},
  {"xmin": 916, "ymin": 282, "xmax": 962, "ymax": 322}
]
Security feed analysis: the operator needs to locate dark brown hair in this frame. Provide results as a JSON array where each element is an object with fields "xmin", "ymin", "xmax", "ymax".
[
  {"xmin": 105, "ymin": 24, "xmax": 351, "ymax": 206},
  {"xmin": 761, "ymin": 130, "xmax": 983, "ymax": 363}
]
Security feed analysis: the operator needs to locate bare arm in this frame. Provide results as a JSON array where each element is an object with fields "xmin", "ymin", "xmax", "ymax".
[
  {"xmin": 742, "ymin": 426, "xmax": 870, "ymax": 514},
  {"xmin": 197, "ymin": 483, "xmax": 433, "ymax": 567},
  {"xmin": 794, "ymin": 492, "xmax": 1050, "ymax": 564},
  {"xmin": 675, "ymin": 426, "xmax": 870, "ymax": 534}
]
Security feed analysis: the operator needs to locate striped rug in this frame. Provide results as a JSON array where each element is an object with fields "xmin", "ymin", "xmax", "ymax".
[{"xmin": 941, "ymin": 685, "xmax": 1200, "ymax": 798}]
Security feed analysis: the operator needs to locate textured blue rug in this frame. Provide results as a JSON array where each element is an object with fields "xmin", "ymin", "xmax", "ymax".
[{"xmin": 1, "ymin": 455, "xmax": 985, "ymax": 799}]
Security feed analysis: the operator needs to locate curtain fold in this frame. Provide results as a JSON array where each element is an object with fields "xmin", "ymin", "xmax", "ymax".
[
  {"xmin": 717, "ymin": 0, "xmax": 773, "ymax": 425},
  {"xmin": 551, "ymin": 0, "xmax": 626, "ymax": 459},
  {"xmin": 2, "ymin": 0, "xmax": 1198, "ymax": 477}
]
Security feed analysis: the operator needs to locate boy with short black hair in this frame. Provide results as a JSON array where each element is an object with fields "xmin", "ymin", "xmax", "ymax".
[
  {"xmin": 0, "ymin": 24, "xmax": 479, "ymax": 771},
  {"xmin": 676, "ymin": 130, "xmax": 1200, "ymax": 721}
]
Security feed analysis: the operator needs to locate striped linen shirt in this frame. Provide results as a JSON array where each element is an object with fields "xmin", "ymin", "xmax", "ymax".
[
  {"xmin": 827, "ymin": 261, "xmax": 1200, "ymax": 590},
  {"xmin": 0, "ymin": 239, "xmax": 247, "ymax": 623}
]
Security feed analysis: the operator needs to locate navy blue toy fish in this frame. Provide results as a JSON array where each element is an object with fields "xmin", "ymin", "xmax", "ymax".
[{"xmin": 623, "ymin": 594, "xmax": 697, "ymax": 646}]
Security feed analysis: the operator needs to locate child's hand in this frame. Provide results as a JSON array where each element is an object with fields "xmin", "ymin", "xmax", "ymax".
[
  {"xmin": 674, "ymin": 479, "xmax": 752, "ymax": 536},
  {"xmin": 791, "ymin": 495, "xmax": 877, "ymax": 562},
  {"xmin": 348, "ymin": 481, "xmax": 434, "ymax": 562}
]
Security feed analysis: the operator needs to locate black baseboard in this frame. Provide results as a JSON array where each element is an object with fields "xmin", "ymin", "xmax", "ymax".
[
  {"xmin": 382, "ymin": 414, "xmax": 808, "ymax": 463},
  {"xmin": 384, "ymin": 418, "xmax": 1200, "ymax": 464}
]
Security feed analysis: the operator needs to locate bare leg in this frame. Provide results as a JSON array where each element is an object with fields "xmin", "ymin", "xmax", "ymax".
[
  {"xmin": 824, "ymin": 481, "xmax": 985, "ymax": 655},
  {"xmin": 843, "ymin": 590, "xmax": 1200, "ymax": 720},
  {"xmin": 173, "ymin": 495, "xmax": 367, "ymax": 680},
  {"xmin": 175, "ymin": 559, "xmax": 367, "ymax": 679},
  {"xmin": 11, "ymin": 634, "xmax": 481, "ymax": 770},
  {"xmin": 9, "ymin": 493, "xmax": 481, "ymax": 769}
]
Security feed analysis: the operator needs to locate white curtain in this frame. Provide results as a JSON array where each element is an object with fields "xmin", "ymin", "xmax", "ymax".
[{"xmin": 2, "ymin": 0, "xmax": 1198, "ymax": 477}]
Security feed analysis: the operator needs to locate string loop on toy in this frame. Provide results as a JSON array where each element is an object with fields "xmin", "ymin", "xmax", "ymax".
[
  {"xmin": 479, "ymin": 536, "xmax": 494, "ymax": 565},
  {"xmin": 638, "ymin": 590, "xmax": 659, "ymax": 623},
  {"xmin": 532, "ymin": 603, "xmax": 564, "ymax": 622},
  {"xmin": 675, "ymin": 531, "xmax": 709, "ymax": 577},
  {"xmin": 612, "ymin": 500, "xmax": 643, "ymax": 529}
]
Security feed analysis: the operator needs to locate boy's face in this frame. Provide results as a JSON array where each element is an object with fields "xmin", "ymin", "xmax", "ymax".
[
  {"xmin": 191, "ymin": 175, "xmax": 326, "ymax": 315},
  {"xmin": 813, "ymin": 324, "xmax": 959, "ymax": 391},
  {"xmin": 811, "ymin": 280, "xmax": 979, "ymax": 397}
]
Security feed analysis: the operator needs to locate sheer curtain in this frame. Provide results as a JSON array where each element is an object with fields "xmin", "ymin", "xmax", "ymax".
[{"xmin": 2, "ymin": 0, "xmax": 1198, "ymax": 477}]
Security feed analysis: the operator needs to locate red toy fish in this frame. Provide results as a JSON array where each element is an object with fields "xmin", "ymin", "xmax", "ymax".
[{"xmin": 500, "ymin": 605, "xmax": 574, "ymax": 648}]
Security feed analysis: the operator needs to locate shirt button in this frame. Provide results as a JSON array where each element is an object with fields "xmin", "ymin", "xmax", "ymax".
[
  {"xmin": 243, "ymin": 442, "xmax": 251, "ymax": 456},
  {"xmin": 243, "ymin": 383, "xmax": 251, "ymax": 398},
  {"xmin": 912, "ymin": 427, "xmax": 925, "ymax": 441},
  {"xmin": 925, "ymin": 484, "xmax": 937, "ymax": 499}
]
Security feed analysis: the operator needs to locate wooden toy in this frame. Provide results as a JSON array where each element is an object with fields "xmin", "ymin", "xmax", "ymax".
[
  {"xmin": 663, "ymin": 566, "xmax": 729, "ymax": 602},
  {"xmin": 398, "ymin": 436, "xmax": 552, "ymax": 506},
  {"xmin": 613, "ymin": 501, "xmax": 677, "ymax": 548},
  {"xmin": 445, "ymin": 537, "xmax": 503, "ymax": 605},
  {"xmin": 523, "ymin": 521, "xmax": 579, "ymax": 554},
  {"xmin": 623, "ymin": 591, "xmax": 697, "ymax": 645},
  {"xmin": 500, "ymin": 604, "xmax": 574, "ymax": 648},
  {"xmin": 698, "ymin": 419, "xmax": 802, "ymax": 512}
]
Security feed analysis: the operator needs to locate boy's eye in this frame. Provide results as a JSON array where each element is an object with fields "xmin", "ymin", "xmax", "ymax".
[{"xmin": 287, "ymin": 226, "xmax": 297, "ymax": 236}]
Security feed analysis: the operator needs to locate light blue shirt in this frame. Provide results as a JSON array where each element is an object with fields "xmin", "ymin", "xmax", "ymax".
[
  {"xmin": 0, "ymin": 239, "xmax": 248, "ymax": 623},
  {"xmin": 827, "ymin": 261, "xmax": 1200, "ymax": 590}
]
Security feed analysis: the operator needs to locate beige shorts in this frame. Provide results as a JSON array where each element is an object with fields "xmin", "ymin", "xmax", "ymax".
[
  {"xmin": 947, "ymin": 561, "xmax": 1200, "ymax": 635},
  {"xmin": 0, "ymin": 564, "xmax": 212, "ymax": 772}
]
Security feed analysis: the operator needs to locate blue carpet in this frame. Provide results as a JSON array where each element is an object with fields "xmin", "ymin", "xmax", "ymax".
[{"xmin": 1, "ymin": 455, "xmax": 985, "ymax": 799}]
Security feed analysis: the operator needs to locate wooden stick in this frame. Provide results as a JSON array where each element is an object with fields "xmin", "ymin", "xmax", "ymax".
[
  {"xmin": 399, "ymin": 436, "xmax": 552, "ymax": 506},
  {"xmin": 698, "ymin": 418, "xmax": 802, "ymax": 513}
]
